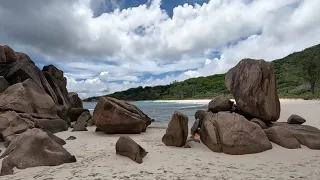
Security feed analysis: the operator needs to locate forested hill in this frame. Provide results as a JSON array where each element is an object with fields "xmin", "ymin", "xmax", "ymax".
[{"xmin": 84, "ymin": 44, "xmax": 320, "ymax": 101}]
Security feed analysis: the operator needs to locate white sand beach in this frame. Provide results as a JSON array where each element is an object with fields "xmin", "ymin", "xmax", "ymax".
[{"xmin": 1, "ymin": 99, "xmax": 320, "ymax": 180}]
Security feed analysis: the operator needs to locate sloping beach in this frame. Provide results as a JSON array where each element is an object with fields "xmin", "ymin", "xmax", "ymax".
[{"xmin": 1, "ymin": 99, "xmax": 319, "ymax": 180}]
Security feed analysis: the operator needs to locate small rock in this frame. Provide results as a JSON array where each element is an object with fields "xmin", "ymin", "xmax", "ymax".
[
  {"xmin": 66, "ymin": 136, "xmax": 76, "ymax": 140},
  {"xmin": 287, "ymin": 114, "xmax": 306, "ymax": 125},
  {"xmin": 116, "ymin": 136, "xmax": 148, "ymax": 164},
  {"xmin": 208, "ymin": 95, "xmax": 233, "ymax": 113}
]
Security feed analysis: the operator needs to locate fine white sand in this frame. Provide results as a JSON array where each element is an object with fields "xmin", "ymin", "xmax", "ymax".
[{"xmin": 1, "ymin": 99, "xmax": 320, "ymax": 180}]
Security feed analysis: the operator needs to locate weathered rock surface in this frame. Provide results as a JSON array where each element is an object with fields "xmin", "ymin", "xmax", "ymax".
[
  {"xmin": 0, "ymin": 128, "xmax": 76, "ymax": 176},
  {"xmin": 162, "ymin": 111, "xmax": 188, "ymax": 147},
  {"xmin": 250, "ymin": 118, "xmax": 267, "ymax": 129},
  {"xmin": 87, "ymin": 117, "xmax": 95, "ymax": 126},
  {"xmin": 208, "ymin": 95, "xmax": 233, "ymax": 113},
  {"xmin": 67, "ymin": 108, "xmax": 90, "ymax": 122},
  {"xmin": 115, "ymin": 136, "xmax": 148, "ymax": 164},
  {"xmin": 72, "ymin": 111, "xmax": 91, "ymax": 132},
  {"xmin": 93, "ymin": 97, "xmax": 152, "ymax": 134},
  {"xmin": 33, "ymin": 118, "xmax": 68, "ymax": 133},
  {"xmin": 46, "ymin": 131, "xmax": 66, "ymax": 146},
  {"xmin": 68, "ymin": 92, "xmax": 83, "ymax": 108},
  {"xmin": 76, "ymin": 111, "xmax": 91, "ymax": 126},
  {"xmin": 0, "ymin": 79, "xmax": 59, "ymax": 119},
  {"xmin": 0, "ymin": 45, "xmax": 17, "ymax": 64},
  {"xmin": 0, "ymin": 76, "xmax": 9, "ymax": 93},
  {"xmin": 0, "ymin": 46, "xmax": 64, "ymax": 119},
  {"xmin": 0, "ymin": 111, "xmax": 35, "ymax": 138},
  {"xmin": 264, "ymin": 126, "xmax": 301, "ymax": 149},
  {"xmin": 3, "ymin": 134, "xmax": 19, "ymax": 148},
  {"xmin": 195, "ymin": 110, "xmax": 206, "ymax": 121},
  {"xmin": 272, "ymin": 123, "xmax": 320, "ymax": 149},
  {"xmin": 0, "ymin": 45, "xmax": 74, "ymax": 135},
  {"xmin": 43, "ymin": 65, "xmax": 71, "ymax": 120},
  {"xmin": 225, "ymin": 59, "xmax": 280, "ymax": 121},
  {"xmin": 287, "ymin": 114, "xmax": 306, "ymax": 125},
  {"xmin": 200, "ymin": 112, "xmax": 272, "ymax": 155},
  {"xmin": 72, "ymin": 124, "xmax": 88, "ymax": 131}
]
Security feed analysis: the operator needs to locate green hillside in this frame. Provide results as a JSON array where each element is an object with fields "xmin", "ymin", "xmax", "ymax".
[{"xmin": 84, "ymin": 44, "xmax": 320, "ymax": 101}]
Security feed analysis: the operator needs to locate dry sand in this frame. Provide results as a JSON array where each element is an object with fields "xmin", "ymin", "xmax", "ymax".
[{"xmin": 1, "ymin": 99, "xmax": 320, "ymax": 180}]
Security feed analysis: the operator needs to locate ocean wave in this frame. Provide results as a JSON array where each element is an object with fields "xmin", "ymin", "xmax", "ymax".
[{"xmin": 178, "ymin": 104, "xmax": 207, "ymax": 110}]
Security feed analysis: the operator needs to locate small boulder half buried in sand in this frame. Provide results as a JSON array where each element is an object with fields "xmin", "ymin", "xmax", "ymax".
[
  {"xmin": 0, "ymin": 128, "xmax": 76, "ymax": 176},
  {"xmin": 115, "ymin": 136, "xmax": 148, "ymax": 164}
]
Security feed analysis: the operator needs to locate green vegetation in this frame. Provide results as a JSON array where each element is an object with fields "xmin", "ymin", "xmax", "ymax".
[
  {"xmin": 273, "ymin": 44, "xmax": 320, "ymax": 99},
  {"xmin": 84, "ymin": 44, "xmax": 320, "ymax": 101}
]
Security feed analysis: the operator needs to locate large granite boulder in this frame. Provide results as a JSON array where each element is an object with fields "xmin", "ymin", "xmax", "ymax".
[
  {"xmin": 0, "ymin": 79, "xmax": 59, "ymax": 119},
  {"xmin": 72, "ymin": 111, "xmax": 91, "ymax": 132},
  {"xmin": 116, "ymin": 136, "xmax": 148, "ymax": 164},
  {"xmin": 43, "ymin": 65, "xmax": 71, "ymax": 120},
  {"xmin": 264, "ymin": 126, "xmax": 301, "ymax": 149},
  {"xmin": 208, "ymin": 95, "xmax": 233, "ymax": 113},
  {"xmin": 0, "ymin": 76, "xmax": 9, "ymax": 93},
  {"xmin": 0, "ymin": 46, "xmax": 58, "ymax": 106},
  {"xmin": 200, "ymin": 112, "xmax": 272, "ymax": 155},
  {"xmin": 0, "ymin": 45, "xmax": 71, "ymax": 133},
  {"xmin": 0, "ymin": 45, "xmax": 17, "ymax": 64},
  {"xmin": 67, "ymin": 108, "xmax": 90, "ymax": 122},
  {"xmin": 271, "ymin": 123, "xmax": 320, "ymax": 149},
  {"xmin": 93, "ymin": 97, "xmax": 152, "ymax": 134},
  {"xmin": 225, "ymin": 59, "xmax": 280, "ymax": 121},
  {"xmin": 68, "ymin": 92, "xmax": 83, "ymax": 108},
  {"xmin": 287, "ymin": 114, "xmax": 306, "ymax": 125},
  {"xmin": 0, "ymin": 128, "xmax": 76, "ymax": 176},
  {"xmin": 76, "ymin": 111, "xmax": 91, "ymax": 126},
  {"xmin": 0, "ymin": 111, "xmax": 35, "ymax": 138},
  {"xmin": 33, "ymin": 118, "xmax": 68, "ymax": 133},
  {"xmin": 162, "ymin": 111, "xmax": 188, "ymax": 147}
]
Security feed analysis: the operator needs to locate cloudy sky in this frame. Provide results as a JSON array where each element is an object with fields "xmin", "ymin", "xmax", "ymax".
[{"xmin": 1, "ymin": 0, "xmax": 320, "ymax": 98}]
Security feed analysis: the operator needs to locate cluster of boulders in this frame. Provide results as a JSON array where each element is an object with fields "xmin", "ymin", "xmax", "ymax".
[
  {"xmin": 162, "ymin": 59, "xmax": 320, "ymax": 154},
  {"xmin": 0, "ymin": 45, "xmax": 94, "ymax": 175},
  {"xmin": 1, "ymin": 45, "xmax": 319, "ymax": 174}
]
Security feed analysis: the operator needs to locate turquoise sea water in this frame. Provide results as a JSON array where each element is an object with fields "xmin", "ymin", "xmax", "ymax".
[{"xmin": 83, "ymin": 101, "xmax": 206, "ymax": 126}]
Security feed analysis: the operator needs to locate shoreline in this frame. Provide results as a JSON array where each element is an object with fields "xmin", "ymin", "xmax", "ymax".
[
  {"xmin": 83, "ymin": 98, "xmax": 320, "ymax": 104},
  {"xmin": 2, "ymin": 99, "xmax": 320, "ymax": 179}
]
